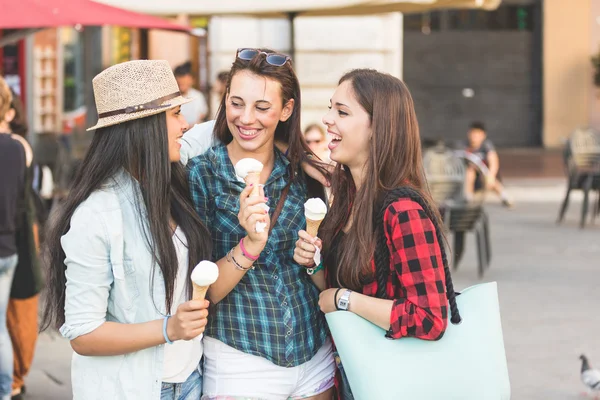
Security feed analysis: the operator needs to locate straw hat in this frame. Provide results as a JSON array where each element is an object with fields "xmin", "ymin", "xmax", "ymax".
[{"xmin": 87, "ymin": 60, "xmax": 193, "ymax": 131}]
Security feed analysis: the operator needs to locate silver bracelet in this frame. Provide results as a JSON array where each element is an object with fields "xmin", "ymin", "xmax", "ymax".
[{"xmin": 227, "ymin": 247, "xmax": 254, "ymax": 271}]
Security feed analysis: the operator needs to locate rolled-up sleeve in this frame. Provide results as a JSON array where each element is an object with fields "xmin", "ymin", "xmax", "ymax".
[
  {"xmin": 59, "ymin": 205, "xmax": 112, "ymax": 341},
  {"xmin": 384, "ymin": 203, "xmax": 448, "ymax": 341}
]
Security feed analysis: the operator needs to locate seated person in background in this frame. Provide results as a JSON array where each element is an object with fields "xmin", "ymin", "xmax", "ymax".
[
  {"xmin": 303, "ymin": 123, "xmax": 331, "ymax": 163},
  {"xmin": 174, "ymin": 61, "xmax": 208, "ymax": 126},
  {"xmin": 463, "ymin": 121, "xmax": 514, "ymax": 208}
]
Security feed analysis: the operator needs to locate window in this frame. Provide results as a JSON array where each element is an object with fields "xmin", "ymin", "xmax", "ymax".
[
  {"xmin": 62, "ymin": 28, "xmax": 85, "ymax": 112},
  {"xmin": 404, "ymin": 5, "xmax": 535, "ymax": 33},
  {"xmin": 447, "ymin": 5, "xmax": 535, "ymax": 31},
  {"xmin": 404, "ymin": 12, "xmax": 442, "ymax": 33}
]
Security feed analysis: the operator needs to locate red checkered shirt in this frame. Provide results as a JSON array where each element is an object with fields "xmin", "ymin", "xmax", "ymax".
[{"xmin": 362, "ymin": 198, "xmax": 448, "ymax": 340}]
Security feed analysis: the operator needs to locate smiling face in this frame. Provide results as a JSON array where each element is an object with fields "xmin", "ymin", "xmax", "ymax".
[
  {"xmin": 225, "ymin": 70, "xmax": 294, "ymax": 155},
  {"xmin": 322, "ymin": 80, "xmax": 372, "ymax": 170},
  {"xmin": 166, "ymin": 106, "xmax": 189, "ymax": 162}
]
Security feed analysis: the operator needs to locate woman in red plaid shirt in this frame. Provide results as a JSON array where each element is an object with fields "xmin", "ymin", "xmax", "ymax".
[{"xmin": 293, "ymin": 69, "xmax": 460, "ymax": 399}]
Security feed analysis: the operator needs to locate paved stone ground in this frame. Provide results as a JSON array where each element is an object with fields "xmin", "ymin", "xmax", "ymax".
[{"xmin": 20, "ymin": 179, "xmax": 600, "ymax": 400}]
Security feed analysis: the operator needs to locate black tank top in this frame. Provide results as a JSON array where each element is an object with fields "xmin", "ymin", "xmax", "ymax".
[
  {"xmin": 324, "ymin": 231, "xmax": 345, "ymax": 289},
  {"xmin": 0, "ymin": 134, "xmax": 26, "ymax": 257}
]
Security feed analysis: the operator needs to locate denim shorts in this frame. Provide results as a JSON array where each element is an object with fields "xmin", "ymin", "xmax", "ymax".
[{"xmin": 161, "ymin": 369, "xmax": 202, "ymax": 400}]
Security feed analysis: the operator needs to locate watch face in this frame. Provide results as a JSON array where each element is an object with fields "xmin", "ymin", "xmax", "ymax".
[{"xmin": 339, "ymin": 299, "xmax": 349, "ymax": 309}]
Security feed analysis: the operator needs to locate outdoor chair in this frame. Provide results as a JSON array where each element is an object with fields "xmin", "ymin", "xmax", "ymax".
[
  {"xmin": 423, "ymin": 146, "xmax": 492, "ymax": 277},
  {"xmin": 556, "ymin": 128, "xmax": 600, "ymax": 228}
]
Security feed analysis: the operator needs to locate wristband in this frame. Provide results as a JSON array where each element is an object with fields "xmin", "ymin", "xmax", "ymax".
[
  {"xmin": 163, "ymin": 315, "xmax": 174, "ymax": 344},
  {"xmin": 239, "ymin": 238, "xmax": 259, "ymax": 261},
  {"xmin": 334, "ymin": 288, "xmax": 343, "ymax": 311},
  {"xmin": 306, "ymin": 262, "xmax": 324, "ymax": 275}
]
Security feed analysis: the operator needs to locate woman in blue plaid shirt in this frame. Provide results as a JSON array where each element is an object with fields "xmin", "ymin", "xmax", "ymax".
[{"xmin": 187, "ymin": 49, "xmax": 335, "ymax": 399}]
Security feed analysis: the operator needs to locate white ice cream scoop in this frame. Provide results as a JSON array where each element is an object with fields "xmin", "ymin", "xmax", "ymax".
[
  {"xmin": 234, "ymin": 158, "xmax": 264, "ymax": 182},
  {"xmin": 304, "ymin": 198, "xmax": 328, "ymax": 267},
  {"xmin": 304, "ymin": 198, "xmax": 328, "ymax": 221},
  {"xmin": 190, "ymin": 261, "xmax": 219, "ymax": 301}
]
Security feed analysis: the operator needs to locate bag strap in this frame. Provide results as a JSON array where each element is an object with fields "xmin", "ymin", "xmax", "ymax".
[
  {"xmin": 268, "ymin": 180, "xmax": 291, "ymax": 236},
  {"xmin": 374, "ymin": 186, "xmax": 462, "ymax": 325}
]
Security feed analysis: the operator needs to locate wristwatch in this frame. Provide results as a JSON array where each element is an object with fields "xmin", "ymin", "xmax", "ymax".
[{"xmin": 337, "ymin": 289, "xmax": 352, "ymax": 311}]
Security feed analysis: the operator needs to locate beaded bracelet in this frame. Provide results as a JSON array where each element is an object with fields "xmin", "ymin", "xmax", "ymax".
[
  {"xmin": 227, "ymin": 247, "xmax": 254, "ymax": 271},
  {"xmin": 239, "ymin": 238, "xmax": 259, "ymax": 261},
  {"xmin": 306, "ymin": 262, "xmax": 324, "ymax": 276}
]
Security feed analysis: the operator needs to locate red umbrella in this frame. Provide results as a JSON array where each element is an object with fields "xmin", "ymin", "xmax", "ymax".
[{"xmin": 0, "ymin": 0, "xmax": 189, "ymax": 31}]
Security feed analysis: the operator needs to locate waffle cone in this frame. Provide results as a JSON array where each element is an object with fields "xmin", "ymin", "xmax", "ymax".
[
  {"xmin": 306, "ymin": 218, "xmax": 323, "ymax": 237},
  {"xmin": 245, "ymin": 172, "xmax": 261, "ymax": 196},
  {"xmin": 192, "ymin": 283, "xmax": 209, "ymax": 301}
]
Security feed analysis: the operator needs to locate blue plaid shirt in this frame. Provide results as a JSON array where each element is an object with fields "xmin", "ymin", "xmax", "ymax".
[{"xmin": 187, "ymin": 144, "xmax": 327, "ymax": 367}]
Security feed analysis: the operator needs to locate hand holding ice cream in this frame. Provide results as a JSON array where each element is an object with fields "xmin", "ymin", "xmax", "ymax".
[
  {"xmin": 235, "ymin": 158, "xmax": 269, "ymax": 233},
  {"xmin": 166, "ymin": 262, "xmax": 216, "ymax": 342},
  {"xmin": 301, "ymin": 198, "xmax": 327, "ymax": 268}
]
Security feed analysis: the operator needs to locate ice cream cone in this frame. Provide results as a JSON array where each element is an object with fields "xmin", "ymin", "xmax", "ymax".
[
  {"xmin": 192, "ymin": 283, "xmax": 209, "ymax": 301},
  {"xmin": 245, "ymin": 172, "xmax": 261, "ymax": 196},
  {"xmin": 306, "ymin": 217, "xmax": 323, "ymax": 237},
  {"xmin": 190, "ymin": 261, "xmax": 219, "ymax": 302}
]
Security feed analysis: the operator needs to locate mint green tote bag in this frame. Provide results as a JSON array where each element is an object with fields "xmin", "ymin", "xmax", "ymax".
[{"xmin": 325, "ymin": 282, "xmax": 510, "ymax": 400}]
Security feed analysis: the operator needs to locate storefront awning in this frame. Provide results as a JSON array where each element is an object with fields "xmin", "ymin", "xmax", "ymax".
[
  {"xmin": 0, "ymin": 0, "xmax": 189, "ymax": 47},
  {"xmin": 93, "ymin": 0, "xmax": 501, "ymax": 17}
]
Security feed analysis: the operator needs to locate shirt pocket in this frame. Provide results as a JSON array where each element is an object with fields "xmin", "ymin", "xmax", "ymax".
[
  {"xmin": 108, "ymin": 259, "xmax": 140, "ymax": 315},
  {"xmin": 213, "ymin": 193, "xmax": 243, "ymax": 234}
]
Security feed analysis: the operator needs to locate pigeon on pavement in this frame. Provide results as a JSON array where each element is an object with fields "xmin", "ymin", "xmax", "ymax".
[{"xmin": 580, "ymin": 354, "xmax": 600, "ymax": 399}]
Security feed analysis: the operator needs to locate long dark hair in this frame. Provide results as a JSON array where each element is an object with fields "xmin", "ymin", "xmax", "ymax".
[
  {"xmin": 320, "ymin": 69, "xmax": 444, "ymax": 290},
  {"xmin": 9, "ymin": 89, "xmax": 28, "ymax": 137},
  {"xmin": 213, "ymin": 49, "xmax": 328, "ymax": 195},
  {"xmin": 41, "ymin": 112, "xmax": 212, "ymax": 330}
]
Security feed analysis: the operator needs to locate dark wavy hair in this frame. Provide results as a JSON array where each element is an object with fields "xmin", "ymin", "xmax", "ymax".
[{"xmin": 41, "ymin": 112, "xmax": 212, "ymax": 330}]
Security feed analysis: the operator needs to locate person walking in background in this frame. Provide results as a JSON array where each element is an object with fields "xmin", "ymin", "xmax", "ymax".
[
  {"xmin": 0, "ymin": 78, "xmax": 28, "ymax": 400},
  {"xmin": 4, "ymin": 88, "xmax": 43, "ymax": 400},
  {"xmin": 33, "ymin": 131, "xmax": 70, "ymax": 216},
  {"xmin": 174, "ymin": 61, "xmax": 209, "ymax": 126},
  {"xmin": 41, "ymin": 60, "xmax": 212, "ymax": 399},
  {"xmin": 303, "ymin": 123, "xmax": 331, "ymax": 163},
  {"xmin": 462, "ymin": 121, "xmax": 514, "ymax": 208}
]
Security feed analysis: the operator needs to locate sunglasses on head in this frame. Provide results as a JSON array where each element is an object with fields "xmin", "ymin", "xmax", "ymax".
[{"xmin": 236, "ymin": 48, "xmax": 291, "ymax": 67}]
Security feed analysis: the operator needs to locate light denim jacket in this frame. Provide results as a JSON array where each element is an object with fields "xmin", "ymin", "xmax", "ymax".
[
  {"xmin": 60, "ymin": 170, "xmax": 170, "ymax": 400},
  {"xmin": 59, "ymin": 122, "xmax": 214, "ymax": 399}
]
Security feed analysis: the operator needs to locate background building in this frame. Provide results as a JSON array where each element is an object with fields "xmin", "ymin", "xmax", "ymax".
[{"xmin": 3, "ymin": 0, "xmax": 600, "ymax": 149}]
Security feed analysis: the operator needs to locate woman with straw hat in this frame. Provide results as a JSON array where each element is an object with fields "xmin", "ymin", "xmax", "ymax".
[{"xmin": 41, "ymin": 60, "xmax": 213, "ymax": 400}]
